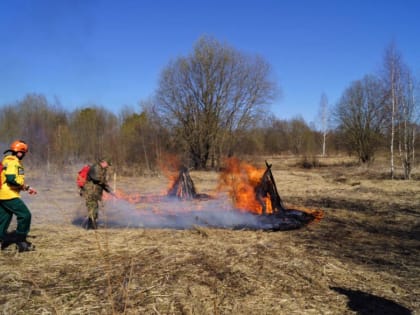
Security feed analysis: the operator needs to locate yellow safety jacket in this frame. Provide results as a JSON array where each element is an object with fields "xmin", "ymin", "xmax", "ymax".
[{"xmin": 0, "ymin": 155, "xmax": 25, "ymax": 200}]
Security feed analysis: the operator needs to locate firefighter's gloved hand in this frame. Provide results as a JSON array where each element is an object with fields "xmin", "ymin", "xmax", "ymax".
[
  {"xmin": 104, "ymin": 185, "xmax": 112, "ymax": 193},
  {"xmin": 23, "ymin": 185, "xmax": 36, "ymax": 194}
]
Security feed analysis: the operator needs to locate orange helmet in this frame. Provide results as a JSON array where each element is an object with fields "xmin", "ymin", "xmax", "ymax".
[{"xmin": 10, "ymin": 140, "xmax": 28, "ymax": 153}]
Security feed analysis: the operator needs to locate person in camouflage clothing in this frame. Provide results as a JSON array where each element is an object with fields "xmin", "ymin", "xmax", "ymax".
[{"xmin": 83, "ymin": 158, "xmax": 112, "ymax": 230}]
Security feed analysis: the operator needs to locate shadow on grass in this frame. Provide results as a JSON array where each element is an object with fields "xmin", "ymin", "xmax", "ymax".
[
  {"xmin": 299, "ymin": 197, "xmax": 419, "ymax": 240},
  {"xmin": 286, "ymin": 196, "xmax": 419, "ymax": 275},
  {"xmin": 330, "ymin": 286, "xmax": 412, "ymax": 315}
]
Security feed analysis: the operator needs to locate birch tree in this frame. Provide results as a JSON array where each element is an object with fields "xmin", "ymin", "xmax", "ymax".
[
  {"xmin": 398, "ymin": 70, "xmax": 418, "ymax": 179},
  {"xmin": 382, "ymin": 43, "xmax": 418, "ymax": 179},
  {"xmin": 382, "ymin": 43, "xmax": 403, "ymax": 179},
  {"xmin": 318, "ymin": 93, "xmax": 329, "ymax": 156}
]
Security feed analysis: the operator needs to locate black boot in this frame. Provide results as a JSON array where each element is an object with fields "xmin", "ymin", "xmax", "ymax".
[
  {"xmin": 87, "ymin": 218, "xmax": 97, "ymax": 230},
  {"xmin": 1, "ymin": 231, "xmax": 18, "ymax": 250},
  {"xmin": 16, "ymin": 234, "xmax": 35, "ymax": 253}
]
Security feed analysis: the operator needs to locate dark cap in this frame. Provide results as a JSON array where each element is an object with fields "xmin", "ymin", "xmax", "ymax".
[{"xmin": 99, "ymin": 157, "xmax": 112, "ymax": 166}]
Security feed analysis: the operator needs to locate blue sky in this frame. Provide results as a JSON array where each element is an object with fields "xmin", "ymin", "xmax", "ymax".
[{"xmin": 1, "ymin": 0, "xmax": 419, "ymax": 124}]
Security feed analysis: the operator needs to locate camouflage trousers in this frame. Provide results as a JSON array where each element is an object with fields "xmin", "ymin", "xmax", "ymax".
[{"xmin": 86, "ymin": 199, "xmax": 99, "ymax": 221}]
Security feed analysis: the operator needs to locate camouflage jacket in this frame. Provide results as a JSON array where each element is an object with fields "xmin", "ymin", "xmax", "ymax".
[{"xmin": 83, "ymin": 162, "xmax": 111, "ymax": 200}]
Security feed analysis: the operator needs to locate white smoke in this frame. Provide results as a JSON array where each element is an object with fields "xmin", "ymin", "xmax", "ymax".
[
  {"xmin": 69, "ymin": 193, "xmax": 314, "ymax": 231},
  {"xmin": 97, "ymin": 194, "xmax": 262, "ymax": 230},
  {"xmin": 22, "ymin": 183, "xmax": 314, "ymax": 231}
]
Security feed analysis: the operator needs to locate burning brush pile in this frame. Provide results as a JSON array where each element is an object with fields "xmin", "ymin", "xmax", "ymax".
[
  {"xmin": 217, "ymin": 158, "xmax": 323, "ymax": 230},
  {"xmin": 74, "ymin": 158, "xmax": 323, "ymax": 231}
]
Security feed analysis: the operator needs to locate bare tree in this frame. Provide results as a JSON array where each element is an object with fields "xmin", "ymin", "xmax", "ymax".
[
  {"xmin": 260, "ymin": 115, "xmax": 289, "ymax": 154},
  {"xmin": 381, "ymin": 42, "xmax": 419, "ymax": 179},
  {"xmin": 398, "ymin": 69, "xmax": 418, "ymax": 179},
  {"xmin": 0, "ymin": 94, "xmax": 69, "ymax": 166},
  {"xmin": 70, "ymin": 106, "xmax": 118, "ymax": 162},
  {"xmin": 287, "ymin": 117, "xmax": 314, "ymax": 155},
  {"xmin": 156, "ymin": 36, "xmax": 278, "ymax": 169},
  {"xmin": 382, "ymin": 43, "xmax": 404, "ymax": 178},
  {"xmin": 318, "ymin": 93, "xmax": 329, "ymax": 156},
  {"xmin": 334, "ymin": 76, "xmax": 386, "ymax": 163}
]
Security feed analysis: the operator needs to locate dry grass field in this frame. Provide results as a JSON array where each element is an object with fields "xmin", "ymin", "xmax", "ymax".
[{"xmin": 0, "ymin": 155, "xmax": 419, "ymax": 314}]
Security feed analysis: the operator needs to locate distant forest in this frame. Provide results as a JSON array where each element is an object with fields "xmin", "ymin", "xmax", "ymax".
[
  {"xmin": 1, "ymin": 37, "xmax": 418, "ymax": 179},
  {"xmin": 0, "ymin": 93, "xmax": 331, "ymax": 170}
]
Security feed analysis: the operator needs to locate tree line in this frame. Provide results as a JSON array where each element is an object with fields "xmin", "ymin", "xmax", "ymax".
[
  {"xmin": 0, "ymin": 37, "xmax": 418, "ymax": 178},
  {"xmin": 334, "ymin": 43, "xmax": 418, "ymax": 179}
]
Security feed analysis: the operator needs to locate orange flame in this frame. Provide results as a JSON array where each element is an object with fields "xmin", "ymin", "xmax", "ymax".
[
  {"xmin": 104, "ymin": 153, "xmax": 183, "ymax": 204},
  {"xmin": 157, "ymin": 153, "xmax": 189, "ymax": 194},
  {"xmin": 103, "ymin": 189, "xmax": 165, "ymax": 204},
  {"xmin": 104, "ymin": 156, "xmax": 324, "ymax": 224},
  {"xmin": 218, "ymin": 157, "xmax": 269, "ymax": 214},
  {"xmin": 285, "ymin": 204, "xmax": 325, "ymax": 223},
  {"xmin": 218, "ymin": 157, "xmax": 324, "ymax": 220}
]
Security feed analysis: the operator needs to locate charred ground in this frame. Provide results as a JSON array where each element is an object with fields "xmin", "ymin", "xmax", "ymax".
[{"xmin": 0, "ymin": 156, "xmax": 418, "ymax": 314}]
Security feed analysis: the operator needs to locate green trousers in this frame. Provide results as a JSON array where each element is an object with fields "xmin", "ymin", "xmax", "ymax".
[{"xmin": 0, "ymin": 198, "xmax": 32, "ymax": 239}]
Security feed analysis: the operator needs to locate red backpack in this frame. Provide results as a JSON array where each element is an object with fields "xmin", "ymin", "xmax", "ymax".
[{"xmin": 76, "ymin": 165, "xmax": 91, "ymax": 188}]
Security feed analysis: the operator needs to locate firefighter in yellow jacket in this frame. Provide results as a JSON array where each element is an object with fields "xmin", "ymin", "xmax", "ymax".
[{"xmin": 0, "ymin": 140, "xmax": 37, "ymax": 252}]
